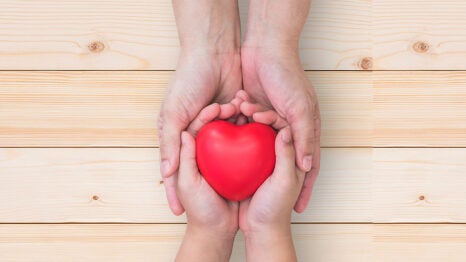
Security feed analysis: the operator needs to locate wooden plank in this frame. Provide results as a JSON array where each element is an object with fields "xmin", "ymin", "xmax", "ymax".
[
  {"xmin": 0, "ymin": 224, "xmax": 373, "ymax": 262},
  {"xmin": 0, "ymin": 71, "xmax": 164, "ymax": 147},
  {"xmin": 374, "ymin": 0, "xmax": 466, "ymax": 70},
  {"xmin": 374, "ymin": 71, "xmax": 466, "ymax": 146},
  {"xmin": 0, "ymin": 0, "xmax": 370, "ymax": 70},
  {"xmin": 373, "ymin": 224, "xmax": 466, "ymax": 262},
  {"xmin": 373, "ymin": 148, "xmax": 466, "ymax": 222},
  {"xmin": 3, "ymin": 1, "xmax": 466, "ymax": 70},
  {"xmin": 3, "ymin": 71, "xmax": 466, "ymax": 147},
  {"xmin": 0, "ymin": 0, "xmax": 179, "ymax": 70},
  {"xmin": 2, "ymin": 224, "xmax": 466, "ymax": 261},
  {"xmin": 2, "ymin": 147, "xmax": 466, "ymax": 223},
  {"xmin": 0, "ymin": 148, "xmax": 371, "ymax": 223},
  {"xmin": 0, "ymin": 71, "xmax": 372, "ymax": 147}
]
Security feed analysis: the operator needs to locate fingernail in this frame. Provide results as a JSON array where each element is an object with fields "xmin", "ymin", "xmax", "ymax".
[
  {"xmin": 302, "ymin": 155, "xmax": 313, "ymax": 172},
  {"xmin": 161, "ymin": 160, "xmax": 171, "ymax": 177}
]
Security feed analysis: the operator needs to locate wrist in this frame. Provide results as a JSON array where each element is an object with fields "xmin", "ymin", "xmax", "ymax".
[
  {"xmin": 175, "ymin": 1, "xmax": 241, "ymax": 56},
  {"xmin": 186, "ymin": 224, "xmax": 236, "ymax": 258},
  {"xmin": 243, "ymin": 33, "xmax": 299, "ymax": 54},
  {"xmin": 187, "ymin": 224, "xmax": 237, "ymax": 245},
  {"xmin": 176, "ymin": 225, "xmax": 237, "ymax": 262},
  {"xmin": 243, "ymin": 223, "xmax": 291, "ymax": 242},
  {"xmin": 243, "ymin": 224, "xmax": 297, "ymax": 261}
]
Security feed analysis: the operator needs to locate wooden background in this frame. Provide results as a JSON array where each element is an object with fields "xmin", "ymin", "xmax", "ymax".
[{"xmin": 1, "ymin": 0, "xmax": 466, "ymax": 261}]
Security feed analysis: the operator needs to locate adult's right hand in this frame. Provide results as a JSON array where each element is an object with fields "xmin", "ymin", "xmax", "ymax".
[
  {"xmin": 158, "ymin": 49, "xmax": 242, "ymax": 215},
  {"xmin": 159, "ymin": 0, "xmax": 242, "ymax": 215}
]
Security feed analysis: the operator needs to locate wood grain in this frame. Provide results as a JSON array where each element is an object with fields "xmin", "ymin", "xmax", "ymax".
[
  {"xmin": 0, "ymin": 224, "xmax": 371, "ymax": 262},
  {"xmin": 374, "ymin": 0, "xmax": 466, "ymax": 70},
  {"xmin": 2, "ymin": 71, "xmax": 466, "ymax": 147},
  {"xmin": 373, "ymin": 148, "xmax": 466, "ymax": 222},
  {"xmin": 0, "ymin": 148, "xmax": 371, "ymax": 223},
  {"xmin": 2, "ymin": 147, "xmax": 466, "ymax": 223},
  {"xmin": 373, "ymin": 224, "xmax": 466, "ymax": 262},
  {"xmin": 0, "ymin": 71, "xmax": 372, "ymax": 147},
  {"xmin": 3, "ymin": 1, "xmax": 466, "ymax": 70},
  {"xmin": 0, "ymin": 71, "xmax": 164, "ymax": 147},
  {"xmin": 374, "ymin": 71, "xmax": 466, "ymax": 146},
  {"xmin": 0, "ymin": 0, "xmax": 370, "ymax": 70},
  {"xmin": 2, "ymin": 224, "xmax": 466, "ymax": 261}
]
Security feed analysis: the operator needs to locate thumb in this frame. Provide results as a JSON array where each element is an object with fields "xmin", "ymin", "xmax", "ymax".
[
  {"xmin": 273, "ymin": 127, "xmax": 296, "ymax": 179},
  {"xmin": 178, "ymin": 131, "xmax": 199, "ymax": 184},
  {"xmin": 158, "ymin": 113, "xmax": 183, "ymax": 178},
  {"xmin": 288, "ymin": 102, "xmax": 315, "ymax": 173}
]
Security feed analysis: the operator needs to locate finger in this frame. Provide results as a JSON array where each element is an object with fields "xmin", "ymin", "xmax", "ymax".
[
  {"xmin": 186, "ymin": 103, "xmax": 220, "ymax": 137},
  {"xmin": 225, "ymin": 96, "xmax": 245, "ymax": 122},
  {"xmin": 294, "ymin": 147, "xmax": 320, "ymax": 213},
  {"xmin": 158, "ymin": 112, "xmax": 183, "ymax": 178},
  {"xmin": 294, "ymin": 108, "xmax": 321, "ymax": 213},
  {"xmin": 288, "ymin": 101, "xmax": 315, "ymax": 173},
  {"xmin": 219, "ymin": 103, "xmax": 238, "ymax": 120},
  {"xmin": 272, "ymin": 127, "xmax": 296, "ymax": 181},
  {"xmin": 253, "ymin": 110, "xmax": 289, "ymax": 130},
  {"xmin": 163, "ymin": 173, "xmax": 185, "ymax": 216},
  {"xmin": 240, "ymin": 101, "xmax": 268, "ymax": 117},
  {"xmin": 178, "ymin": 131, "xmax": 200, "ymax": 185},
  {"xmin": 235, "ymin": 90, "xmax": 250, "ymax": 102},
  {"xmin": 229, "ymin": 97, "xmax": 244, "ymax": 115}
]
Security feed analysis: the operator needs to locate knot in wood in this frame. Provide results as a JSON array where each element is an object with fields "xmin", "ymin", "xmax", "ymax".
[
  {"xmin": 88, "ymin": 41, "xmax": 105, "ymax": 53},
  {"xmin": 413, "ymin": 41, "xmax": 429, "ymax": 53},
  {"xmin": 359, "ymin": 57, "xmax": 373, "ymax": 70}
]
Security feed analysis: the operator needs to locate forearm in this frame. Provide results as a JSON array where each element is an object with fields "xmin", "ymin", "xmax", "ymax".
[
  {"xmin": 176, "ymin": 225, "xmax": 235, "ymax": 262},
  {"xmin": 244, "ymin": 225, "xmax": 297, "ymax": 262},
  {"xmin": 244, "ymin": 0, "xmax": 311, "ymax": 50},
  {"xmin": 172, "ymin": 0, "xmax": 241, "ymax": 54}
]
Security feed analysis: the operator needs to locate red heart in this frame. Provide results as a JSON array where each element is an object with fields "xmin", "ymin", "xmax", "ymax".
[{"xmin": 196, "ymin": 120, "xmax": 276, "ymax": 201}]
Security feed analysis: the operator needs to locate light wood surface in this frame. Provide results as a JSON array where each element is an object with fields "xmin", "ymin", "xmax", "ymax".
[
  {"xmin": 2, "ymin": 0, "xmax": 466, "ymax": 260},
  {"xmin": 0, "ymin": 0, "xmax": 370, "ymax": 70},
  {"xmin": 2, "ymin": 224, "xmax": 466, "ymax": 262},
  {"xmin": 0, "ymin": 148, "xmax": 372, "ymax": 223},
  {"xmin": 0, "ymin": 224, "xmax": 370, "ymax": 262},
  {"xmin": 2, "ymin": 147, "xmax": 466, "ymax": 223},
  {"xmin": 374, "ymin": 0, "xmax": 466, "ymax": 70},
  {"xmin": 2, "ymin": 71, "xmax": 466, "ymax": 147},
  {"xmin": 3, "ymin": 0, "xmax": 466, "ymax": 70}
]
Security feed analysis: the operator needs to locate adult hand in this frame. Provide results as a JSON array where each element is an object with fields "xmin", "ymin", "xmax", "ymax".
[
  {"xmin": 240, "ymin": 0, "xmax": 320, "ymax": 213},
  {"xmin": 239, "ymin": 49, "xmax": 321, "ymax": 213},
  {"xmin": 158, "ymin": 0, "xmax": 242, "ymax": 215}
]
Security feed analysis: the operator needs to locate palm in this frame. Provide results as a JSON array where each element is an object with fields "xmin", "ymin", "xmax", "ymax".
[
  {"xmin": 159, "ymin": 52, "xmax": 242, "ymax": 216},
  {"xmin": 190, "ymin": 176, "xmax": 238, "ymax": 229},
  {"xmin": 241, "ymin": 48, "xmax": 321, "ymax": 213},
  {"xmin": 241, "ymin": 49, "xmax": 316, "ymax": 118},
  {"xmin": 239, "ymin": 177, "xmax": 293, "ymax": 232},
  {"xmin": 164, "ymin": 53, "xmax": 242, "ymax": 128}
]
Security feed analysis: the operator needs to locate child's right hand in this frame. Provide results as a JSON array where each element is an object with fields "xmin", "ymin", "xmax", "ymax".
[
  {"xmin": 237, "ymin": 126, "xmax": 303, "ymax": 262},
  {"xmin": 236, "ymin": 90, "xmax": 304, "ymax": 261}
]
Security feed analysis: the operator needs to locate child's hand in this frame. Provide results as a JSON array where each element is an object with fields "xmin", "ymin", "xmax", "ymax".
[
  {"xmin": 175, "ymin": 102, "xmax": 241, "ymax": 262},
  {"xmin": 239, "ymin": 126, "xmax": 303, "ymax": 261},
  {"xmin": 234, "ymin": 90, "xmax": 303, "ymax": 261}
]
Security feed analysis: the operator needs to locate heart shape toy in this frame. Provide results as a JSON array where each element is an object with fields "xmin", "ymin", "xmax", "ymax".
[{"xmin": 196, "ymin": 120, "xmax": 276, "ymax": 201}]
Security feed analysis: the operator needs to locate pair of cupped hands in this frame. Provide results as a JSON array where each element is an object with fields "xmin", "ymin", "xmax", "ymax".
[{"xmin": 158, "ymin": 47, "xmax": 321, "ymax": 238}]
